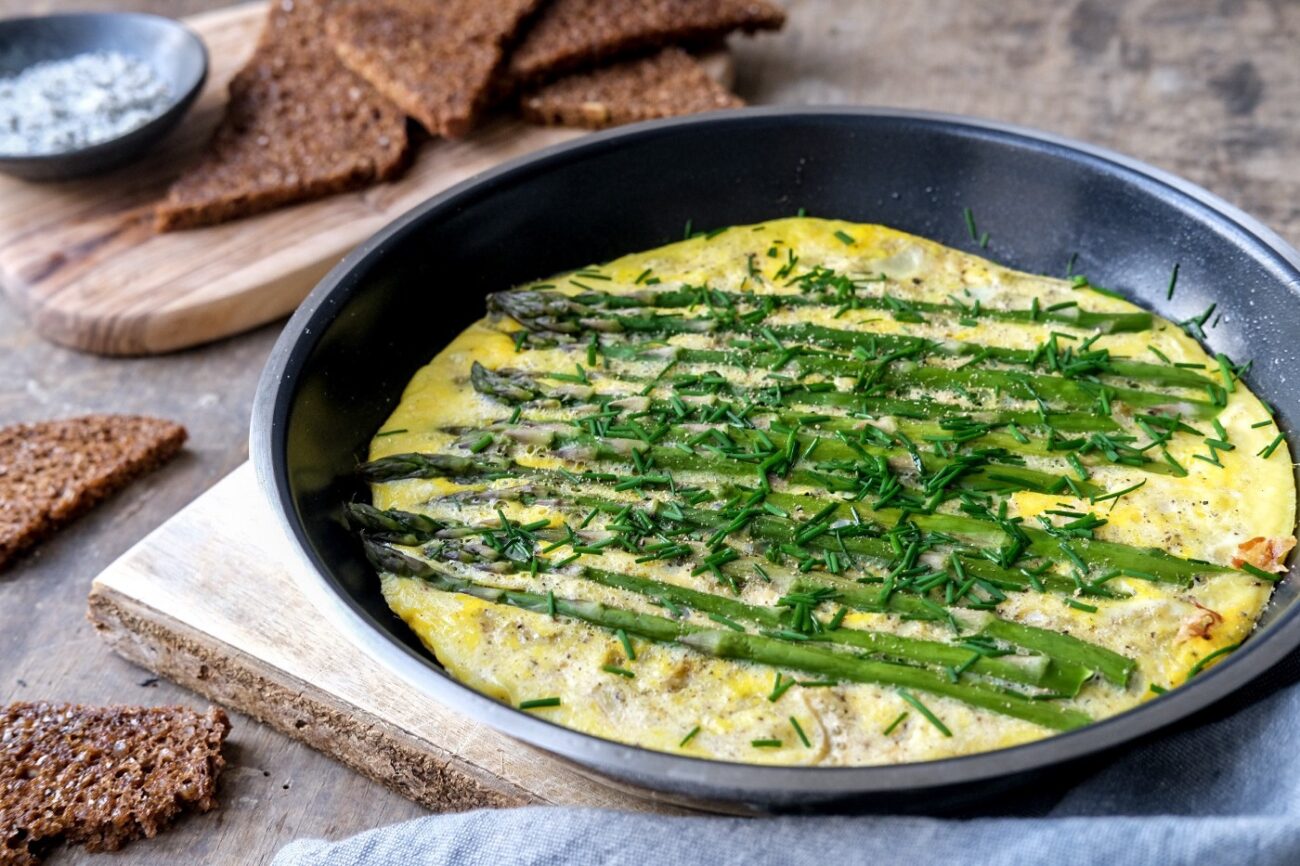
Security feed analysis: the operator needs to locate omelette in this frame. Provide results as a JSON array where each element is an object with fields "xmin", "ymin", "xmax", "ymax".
[{"xmin": 355, "ymin": 218, "xmax": 1296, "ymax": 766}]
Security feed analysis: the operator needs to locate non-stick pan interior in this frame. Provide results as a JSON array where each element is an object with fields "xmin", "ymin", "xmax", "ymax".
[{"xmin": 255, "ymin": 110, "xmax": 1300, "ymax": 808}]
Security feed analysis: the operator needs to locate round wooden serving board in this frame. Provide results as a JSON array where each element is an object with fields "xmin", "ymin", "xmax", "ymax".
[{"xmin": 0, "ymin": 3, "xmax": 597, "ymax": 356}]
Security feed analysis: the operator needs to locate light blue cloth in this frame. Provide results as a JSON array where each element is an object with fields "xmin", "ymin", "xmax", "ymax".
[{"xmin": 274, "ymin": 656, "xmax": 1300, "ymax": 866}]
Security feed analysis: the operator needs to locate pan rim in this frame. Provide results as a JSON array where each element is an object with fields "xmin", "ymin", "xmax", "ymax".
[{"xmin": 250, "ymin": 106, "xmax": 1300, "ymax": 803}]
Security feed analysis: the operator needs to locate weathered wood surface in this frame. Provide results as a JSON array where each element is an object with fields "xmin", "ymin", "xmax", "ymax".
[
  {"xmin": 3, "ymin": 0, "xmax": 1300, "ymax": 862},
  {"xmin": 87, "ymin": 464, "xmax": 746, "ymax": 818}
]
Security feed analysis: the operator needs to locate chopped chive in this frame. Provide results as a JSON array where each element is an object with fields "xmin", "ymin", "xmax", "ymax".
[
  {"xmin": 616, "ymin": 628, "xmax": 636, "ymax": 661},
  {"xmin": 1187, "ymin": 642, "xmax": 1241, "ymax": 678},
  {"xmin": 1148, "ymin": 683, "xmax": 1167, "ymax": 695},
  {"xmin": 519, "ymin": 697, "xmax": 561, "ymax": 710},
  {"xmin": 546, "ymin": 591, "xmax": 557, "ymax": 618},
  {"xmin": 963, "ymin": 207, "xmax": 978, "ymax": 241},
  {"xmin": 1165, "ymin": 262, "xmax": 1180, "ymax": 301},
  {"xmin": 1215, "ymin": 353, "xmax": 1237, "ymax": 393},
  {"xmin": 374, "ymin": 428, "xmax": 407, "ymax": 437},
  {"xmin": 708, "ymin": 612, "xmax": 745, "ymax": 632},
  {"xmin": 768, "ymin": 672, "xmax": 797, "ymax": 702},
  {"xmin": 469, "ymin": 433, "xmax": 494, "ymax": 454},
  {"xmin": 1258, "ymin": 433, "xmax": 1285, "ymax": 459},
  {"xmin": 683, "ymin": 218, "xmax": 693, "ymax": 239},
  {"xmin": 752, "ymin": 739, "xmax": 783, "ymax": 748},
  {"xmin": 883, "ymin": 711, "xmax": 909, "ymax": 735},
  {"xmin": 979, "ymin": 231, "xmax": 990, "ymax": 249},
  {"xmin": 1091, "ymin": 479, "xmax": 1145, "ymax": 504},
  {"xmin": 679, "ymin": 725, "xmax": 701, "ymax": 747},
  {"xmin": 1240, "ymin": 561, "xmax": 1281, "ymax": 582},
  {"xmin": 790, "ymin": 717, "xmax": 811, "ymax": 748},
  {"xmin": 1251, "ymin": 419, "xmax": 1274, "ymax": 429},
  {"xmin": 897, "ymin": 689, "xmax": 952, "ymax": 737},
  {"xmin": 833, "ymin": 230, "xmax": 856, "ymax": 245},
  {"xmin": 1147, "ymin": 345, "xmax": 1173, "ymax": 364},
  {"xmin": 1064, "ymin": 598, "xmax": 1098, "ymax": 613},
  {"xmin": 601, "ymin": 664, "xmax": 636, "ymax": 679}
]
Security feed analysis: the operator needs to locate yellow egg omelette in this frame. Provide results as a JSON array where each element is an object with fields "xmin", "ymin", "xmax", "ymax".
[{"xmin": 355, "ymin": 218, "xmax": 1296, "ymax": 766}]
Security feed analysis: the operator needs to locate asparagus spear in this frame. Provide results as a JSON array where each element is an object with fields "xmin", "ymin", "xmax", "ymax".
[
  {"xmin": 567, "ymin": 284, "xmax": 1153, "ymax": 335},
  {"xmin": 358, "ymin": 453, "xmax": 1229, "ymax": 587},
  {"xmin": 489, "ymin": 290, "xmax": 1214, "ymax": 414},
  {"xmin": 364, "ymin": 540, "xmax": 1091, "ymax": 731},
  {"xmin": 350, "ymin": 502, "xmax": 1132, "ymax": 687},
  {"xmin": 470, "ymin": 362, "xmax": 1123, "ymax": 433}
]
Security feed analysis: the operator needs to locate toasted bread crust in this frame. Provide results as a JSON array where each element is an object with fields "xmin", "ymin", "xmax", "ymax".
[
  {"xmin": 0, "ymin": 415, "xmax": 186, "ymax": 571},
  {"xmin": 522, "ymin": 48, "xmax": 743, "ymax": 129},
  {"xmin": 327, "ymin": 0, "xmax": 543, "ymax": 139},
  {"xmin": 506, "ymin": 0, "xmax": 785, "ymax": 85},
  {"xmin": 1, "ymin": 703, "xmax": 230, "ymax": 864},
  {"xmin": 155, "ymin": 0, "xmax": 411, "ymax": 232}
]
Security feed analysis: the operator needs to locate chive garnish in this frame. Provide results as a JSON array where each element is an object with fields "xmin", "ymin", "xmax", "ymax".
[
  {"xmin": 790, "ymin": 717, "xmax": 811, "ymax": 747},
  {"xmin": 375, "ymin": 428, "xmax": 407, "ymax": 437},
  {"xmin": 752, "ymin": 739, "xmax": 783, "ymax": 748},
  {"xmin": 1186, "ymin": 642, "xmax": 1241, "ymax": 678},
  {"xmin": 708, "ymin": 612, "xmax": 745, "ymax": 632},
  {"xmin": 1251, "ymin": 419, "xmax": 1274, "ymax": 429},
  {"xmin": 602, "ymin": 664, "xmax": 636, "ymax": 678},
  {"xmin": 519, "ymin": 697, "xmax": 561, "ymax": 710},
  {"xmin": 1165, "ymin": 262, "xmax": 1180, "ymax": 301},
  {"xmin": 680, "ymin": 725, "xmax": 701, "ymax": 747},
  {"xmin": 1258, "ymin": 433, "xmax": 1285, "ymax": 459},
  {"xmin": 682, "ymin": 219, "xmax": 693, "ymax": 239},
  {"xmin": 897, "ymin": 690, "xmax": 952, "ymax": 737},
  {"xmin": 833, "ymin": 230, "xmax": 856, "ymax": 245},
  {"xmin": 1240, "ymin": 561, "xmax": 1281, "ymax": 582},
  {"xmin": 883, "ymin": 711, "xmax": 909, "ymax": 735},
  {"xmin": 616, "ymin": 628, "xmax": 636, "ymax": 660},
  {"xmin": 469, "ymin": 433, "xmax": 494, "ymax": 454},
  {"xmin": 1064, "ymin": 598, "xmax": 1098, "ymax": 613},
  {"xmin": 768, "ymin": 672, "xmax": 797, "ymax": 702},
  {"xmin": 963, "ymin": 207, "xmax": 978, "ymax": 242},
  {"xmin": 1148, "ymin": 683, "xmax": 1167, "ymax": 695}
]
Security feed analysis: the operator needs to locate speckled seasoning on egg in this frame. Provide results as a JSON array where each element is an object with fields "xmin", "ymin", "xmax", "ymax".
[{"xmin": 354, "ymin": 218, "xmax": 1295, "ymax": 766}]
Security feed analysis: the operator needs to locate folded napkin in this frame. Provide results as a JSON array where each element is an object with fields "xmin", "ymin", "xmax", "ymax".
[{"xmin": 275, "ymin": 652, "xmax": 1300, "ymax": 866}]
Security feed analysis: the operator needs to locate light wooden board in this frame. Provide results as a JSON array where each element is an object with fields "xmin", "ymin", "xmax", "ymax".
[
  {"xmin": 87, "ymin": 463, "xmax": 753, "ymax": 816},
  {"xmin": 0, "ymin": 2, "xmax": 587, "ymax": 357}
]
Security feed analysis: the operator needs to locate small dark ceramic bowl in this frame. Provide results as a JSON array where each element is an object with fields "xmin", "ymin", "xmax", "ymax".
[{"xmin": 0, "ymin": 12, "xmax": 207, "ymax": 181}]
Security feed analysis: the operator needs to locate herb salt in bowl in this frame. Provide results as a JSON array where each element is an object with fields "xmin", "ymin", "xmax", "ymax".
[{"xmin": 0, "ymin": 12, "xmax": 207, "ymax": 181}]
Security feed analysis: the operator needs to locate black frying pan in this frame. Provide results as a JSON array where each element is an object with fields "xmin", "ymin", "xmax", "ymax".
[{"xmin": 251, "ymin": 108, "xmax": 1300, "ymax": 812}]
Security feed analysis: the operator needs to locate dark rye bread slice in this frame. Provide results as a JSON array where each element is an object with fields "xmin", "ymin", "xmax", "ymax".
[
  {"xmin": 155, "ymin": 0, "xmax": 411, "ymax": 232},
  {"xmin": 326, "ymin": 0, "xmax": 543, "ymax": 139},
  {"xmin": 0, "ymin": 415, "xmax": 186, "ymax": 571},
  {"xmin": 0, "ymin": 702, "xmax": 230, "ymax": 864},
  {"xmin": 505, "ymin": 0, "xmax": 785, "ymax": 86},
  {"xmin": 522, "ymin": 47, "xmax": 743, "ymax": 130}
]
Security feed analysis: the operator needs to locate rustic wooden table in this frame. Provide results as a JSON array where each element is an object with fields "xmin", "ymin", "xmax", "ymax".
[{"xmin": 2, "ymin": 0, "xmax": 1298, "ymax": 862}]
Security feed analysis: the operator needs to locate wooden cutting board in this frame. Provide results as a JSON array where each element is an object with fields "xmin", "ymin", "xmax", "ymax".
[
  {"xmin": 0, "ymin": 2, "xmax": 588, "ymax": 357},
  {"xmin": 87, "ymin": 463, "xmax": 753, "ymax": 816}
]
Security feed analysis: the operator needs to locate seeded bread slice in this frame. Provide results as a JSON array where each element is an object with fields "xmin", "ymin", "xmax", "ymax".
[
  {"xmin": 155, "ymin": 0, "xmax": 411, "ymax": 232},
  {"xmin": 506, "ymin": 0, "xmax": 785, "ymax": 85},
  {"xmin": 326, "ymin": 0, "xmax": 543, "ymax": 139},
  {"xmin": 0, "ymin": 415, "xmax": 186, "ymax": 571},
  {"xmin": 522, "ymin": 48, "xmax": 743, "ymax": 130},
  {"xmin": 0, "ymin": 702, "xmax": 230, "ymax": 864}
]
